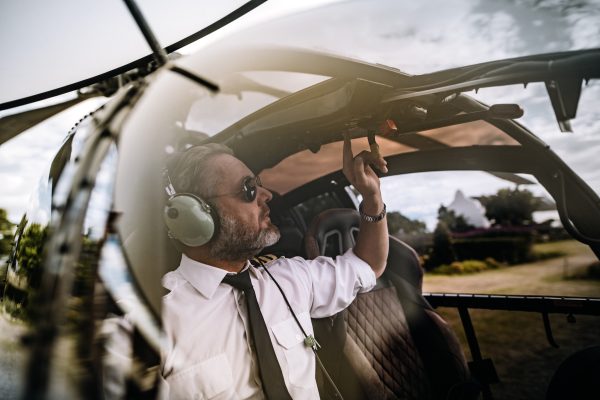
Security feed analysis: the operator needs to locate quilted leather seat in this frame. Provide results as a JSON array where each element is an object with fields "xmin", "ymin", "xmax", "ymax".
[{"xmin": 305, "ymin": 208, "xmax": 476, "ymax": 400}]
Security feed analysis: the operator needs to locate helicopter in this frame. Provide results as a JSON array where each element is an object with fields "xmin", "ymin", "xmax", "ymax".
[{"xmin": 1, "ymin": 0, "xmax": 600, "ymax": 399}]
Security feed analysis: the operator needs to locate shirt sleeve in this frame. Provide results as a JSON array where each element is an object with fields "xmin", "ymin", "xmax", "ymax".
[{"xmin": 303, "ymin": 248, "xmax": 376, "ymax": 318}]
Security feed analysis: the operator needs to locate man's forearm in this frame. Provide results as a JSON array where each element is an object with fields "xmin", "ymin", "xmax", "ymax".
[{"xmin": 353, "ymin": 194, "xmax": 388, "ymax": 278}]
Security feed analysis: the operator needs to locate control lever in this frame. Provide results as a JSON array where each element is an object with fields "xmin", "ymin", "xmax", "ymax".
[{"xmin": 368, "ymin": 131, "xmax": 380, "ymax": 159}]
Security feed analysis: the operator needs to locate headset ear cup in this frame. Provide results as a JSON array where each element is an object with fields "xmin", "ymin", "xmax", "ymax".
[{"xmin": 163, "ymin": 194, "xmax": 215, "ymax": 247}]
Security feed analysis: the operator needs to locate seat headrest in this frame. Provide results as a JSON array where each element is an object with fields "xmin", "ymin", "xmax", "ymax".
[
  {"xmin": 304, "ymin": 208, "xmax": 424, "ymax": 289},
  {"xmin": 305, "ymin": 208, "xmax": 360, "ymax": 258}
]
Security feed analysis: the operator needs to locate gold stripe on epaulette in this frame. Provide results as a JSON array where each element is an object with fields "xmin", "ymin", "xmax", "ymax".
[
  {"xmin": 251, "ymin": 254, "xmax": 279, "ymax": 267},
  {"xmin": 260, "ymin": 254, "xmax": 278, "ymax": 263}
]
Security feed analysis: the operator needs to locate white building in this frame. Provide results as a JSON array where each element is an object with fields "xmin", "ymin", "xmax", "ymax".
[{"xmin": 448, "ymin": 190, "xmax": 491, "ymax": 228}]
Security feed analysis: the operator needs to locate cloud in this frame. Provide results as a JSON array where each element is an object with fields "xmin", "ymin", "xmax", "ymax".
[
  {"xmin": 381, "ymin": 171, "xmax": 518, "ymax": 230},
  {"xmin": 0, "ymin": 98, "xmax": 106, "ymax": 222}
]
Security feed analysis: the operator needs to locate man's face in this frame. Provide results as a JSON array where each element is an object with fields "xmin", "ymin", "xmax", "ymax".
[{"xmin": 207, "ymin": 154, "xmax": 280, "ymax": 261}]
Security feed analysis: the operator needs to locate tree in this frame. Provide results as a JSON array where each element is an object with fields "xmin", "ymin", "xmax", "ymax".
[
  {"xmin": 427, "ymin": 221, "xmax": 456, "ymax": 269},
  {"xmin": 15, "ymin": 222, "xmax": 48, "ymax": 289},
  {"xmin": 387, "ymin": 211, "xmax": 428, "ymax": 236},
  {"xmin": 479, "ymin": 188, "xmax": 541, "ymax": 226},
  {"xmin": 437, "ymin": 205, "xmax": 474, "ymax": 233},
  {"xmin": 0, "ymin": 209, "xmax": 15, "ymax": 258}
]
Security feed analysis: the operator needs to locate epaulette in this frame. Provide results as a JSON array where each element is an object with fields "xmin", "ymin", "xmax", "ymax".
[{"xmin": 250, "ymin": 254, "xmax": 280, "ymax": 268}]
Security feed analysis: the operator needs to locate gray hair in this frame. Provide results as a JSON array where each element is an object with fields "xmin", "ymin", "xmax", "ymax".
[{"xmin": 168, "ymin": 143, "xmax": 234, "ymax": 198}]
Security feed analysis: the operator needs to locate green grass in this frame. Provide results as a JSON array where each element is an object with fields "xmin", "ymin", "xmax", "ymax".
[
  {"xmin": 531, "ymin": 240, "xmax": 586, "ymax": 256},
  {"xmin": 436, "ymin": 308, "xmax": 600, "ymax": 400}
]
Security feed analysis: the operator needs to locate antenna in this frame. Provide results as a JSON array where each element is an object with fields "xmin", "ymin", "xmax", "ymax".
[{"xmin": 122, "ymin": 0, "xmax": 169, "ymax": 67}]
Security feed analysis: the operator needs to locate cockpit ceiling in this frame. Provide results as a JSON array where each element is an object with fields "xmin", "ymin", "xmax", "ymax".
[
  {"xmin": 260, "ymin": 120, "xmax": 520, "ymax": 195},
  {"xmin": 419, "ymin": 120, "xmax": 519, "ymax": 147}
]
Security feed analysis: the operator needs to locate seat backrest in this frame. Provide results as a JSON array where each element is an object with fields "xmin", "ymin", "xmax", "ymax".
[{"xmin": 305, "ymin": 208, "xmax": 474, "ymax": 400}]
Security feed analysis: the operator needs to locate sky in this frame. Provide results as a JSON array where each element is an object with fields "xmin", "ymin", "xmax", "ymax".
[{"xmin": 1, "ymin": 0, "xmax": 599, "ymax": 230}]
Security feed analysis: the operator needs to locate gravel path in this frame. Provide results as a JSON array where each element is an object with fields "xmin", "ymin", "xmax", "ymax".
[
  {"xmin": 0, "ymin": 311, "xmax": 27, "ymax": 400},
  {"xmin": 423, "ymin": 242, "xmax": 600, "ymax": 297}
]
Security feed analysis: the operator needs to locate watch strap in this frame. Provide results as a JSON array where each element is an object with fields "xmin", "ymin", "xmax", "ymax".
[{"xmin": 359, "ymin": 202, "xmax": 386, "ymax": 222}]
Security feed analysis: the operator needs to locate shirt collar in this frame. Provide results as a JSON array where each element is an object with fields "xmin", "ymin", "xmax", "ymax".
[{"xmin": 177, "ymin": 254, "xmax": 251, "ymax": 299}]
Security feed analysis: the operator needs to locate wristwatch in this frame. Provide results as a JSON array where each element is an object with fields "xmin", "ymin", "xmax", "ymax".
[{"xmin": 359, "ymin": 201, "xmax": 386, "ymax": 222}]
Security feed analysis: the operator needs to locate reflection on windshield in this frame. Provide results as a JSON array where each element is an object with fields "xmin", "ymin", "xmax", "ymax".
[
  {"xmin": 185, "ymin": 72, "xmax": 330, "ymax": 135},
  {"xmin": 186, "ymin": 91, "xmax": 278, "ymax": 135}
]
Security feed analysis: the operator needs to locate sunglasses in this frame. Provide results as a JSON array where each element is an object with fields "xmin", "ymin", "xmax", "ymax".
[{"xmin": 207, "ymin": 175, "xmax": 263, "ymax": 202}]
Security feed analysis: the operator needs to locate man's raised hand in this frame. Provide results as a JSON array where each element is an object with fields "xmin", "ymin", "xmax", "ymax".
[{"xmin": 342, "ymin": 134, "xmax": 388, "ymax": 198}]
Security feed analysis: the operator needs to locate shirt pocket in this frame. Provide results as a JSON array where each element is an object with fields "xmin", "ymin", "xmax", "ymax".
[
  {"xmin": 166, "ymin": 353, "xmax": 235, "ymax": 400},
  {"xmin": 271, "ymin": 312, "xmax": 315, "ymax": 389}
]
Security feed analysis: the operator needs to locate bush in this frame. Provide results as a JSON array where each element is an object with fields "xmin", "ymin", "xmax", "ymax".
[
  {"xmin": 484, "ymin": 257, "xmax": 504, "ymax": 269},
  {"xmin": 431, "ymin": 259, "xmax": 490, "ymax": 275},
  {"xmin": 2, "ymin": 298, "xmax": 26, "ymax": 320},
  {"xmin": 430, "ymin": 264, "xmax": 454, "ymax": 275},
  {"xmin": 453, "ymin": 236, "xmax": 533, "ymax": 264},
  {"xmin": 461, "ymin": 260, "xmax": 488, "ymax": 273}
]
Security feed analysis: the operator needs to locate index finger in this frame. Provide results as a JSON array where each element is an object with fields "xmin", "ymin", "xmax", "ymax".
[{"xmin": 369, "ymin": 147, "xmax": 388, "ymax": 173}]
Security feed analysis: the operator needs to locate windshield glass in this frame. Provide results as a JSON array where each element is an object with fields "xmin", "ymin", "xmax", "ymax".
[
  {"xmin": 181, "ymin": 0, "xmax": 600, "ymax": 196},
  {"xmin": 113, "ymin": 0, "xmax": 600, "ymax": 312},
  {"xmin": 377, "ymin": 170, "xmax": 600, "ymax": 298}
]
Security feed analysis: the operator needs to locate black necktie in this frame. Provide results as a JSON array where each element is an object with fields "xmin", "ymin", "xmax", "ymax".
[{"xmin": 222, "ymin": 269, "xmax": 292, "ymax": 400}]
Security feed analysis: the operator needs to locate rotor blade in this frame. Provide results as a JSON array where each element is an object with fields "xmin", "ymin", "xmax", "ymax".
[{"xmin": 0, "ymin": 93, "xmax": 97, "ymax": 145}]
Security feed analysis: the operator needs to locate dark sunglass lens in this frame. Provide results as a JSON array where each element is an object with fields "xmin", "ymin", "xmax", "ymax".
[{"xmin": 243, "ymin": 177, "xmax": 257, "ymax": 202}]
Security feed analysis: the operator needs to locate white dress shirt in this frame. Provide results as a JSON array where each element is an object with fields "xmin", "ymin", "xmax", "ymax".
[{"xmin": 160, "ymin": 249, "xmax": 376, "ymax": 399}]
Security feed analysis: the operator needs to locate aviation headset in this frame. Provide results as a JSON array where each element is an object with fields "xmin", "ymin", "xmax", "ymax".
[
  {"xmin": 162, "ymin": 170, "xmax": 216, "ymax": 247},
  {"xmin": 163, "ymin": 168, "xmax": 263, "ymax": 247}
]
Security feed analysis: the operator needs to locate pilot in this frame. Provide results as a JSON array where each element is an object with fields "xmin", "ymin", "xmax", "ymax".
[{"xmin": 160, "ymin": 135, "xmax": 389, "ymax": 399}]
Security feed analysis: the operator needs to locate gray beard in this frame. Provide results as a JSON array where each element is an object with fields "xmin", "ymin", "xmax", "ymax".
[{"xmin": 209, "ymin": 211, "xmax": 280, "ymax": 261}]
